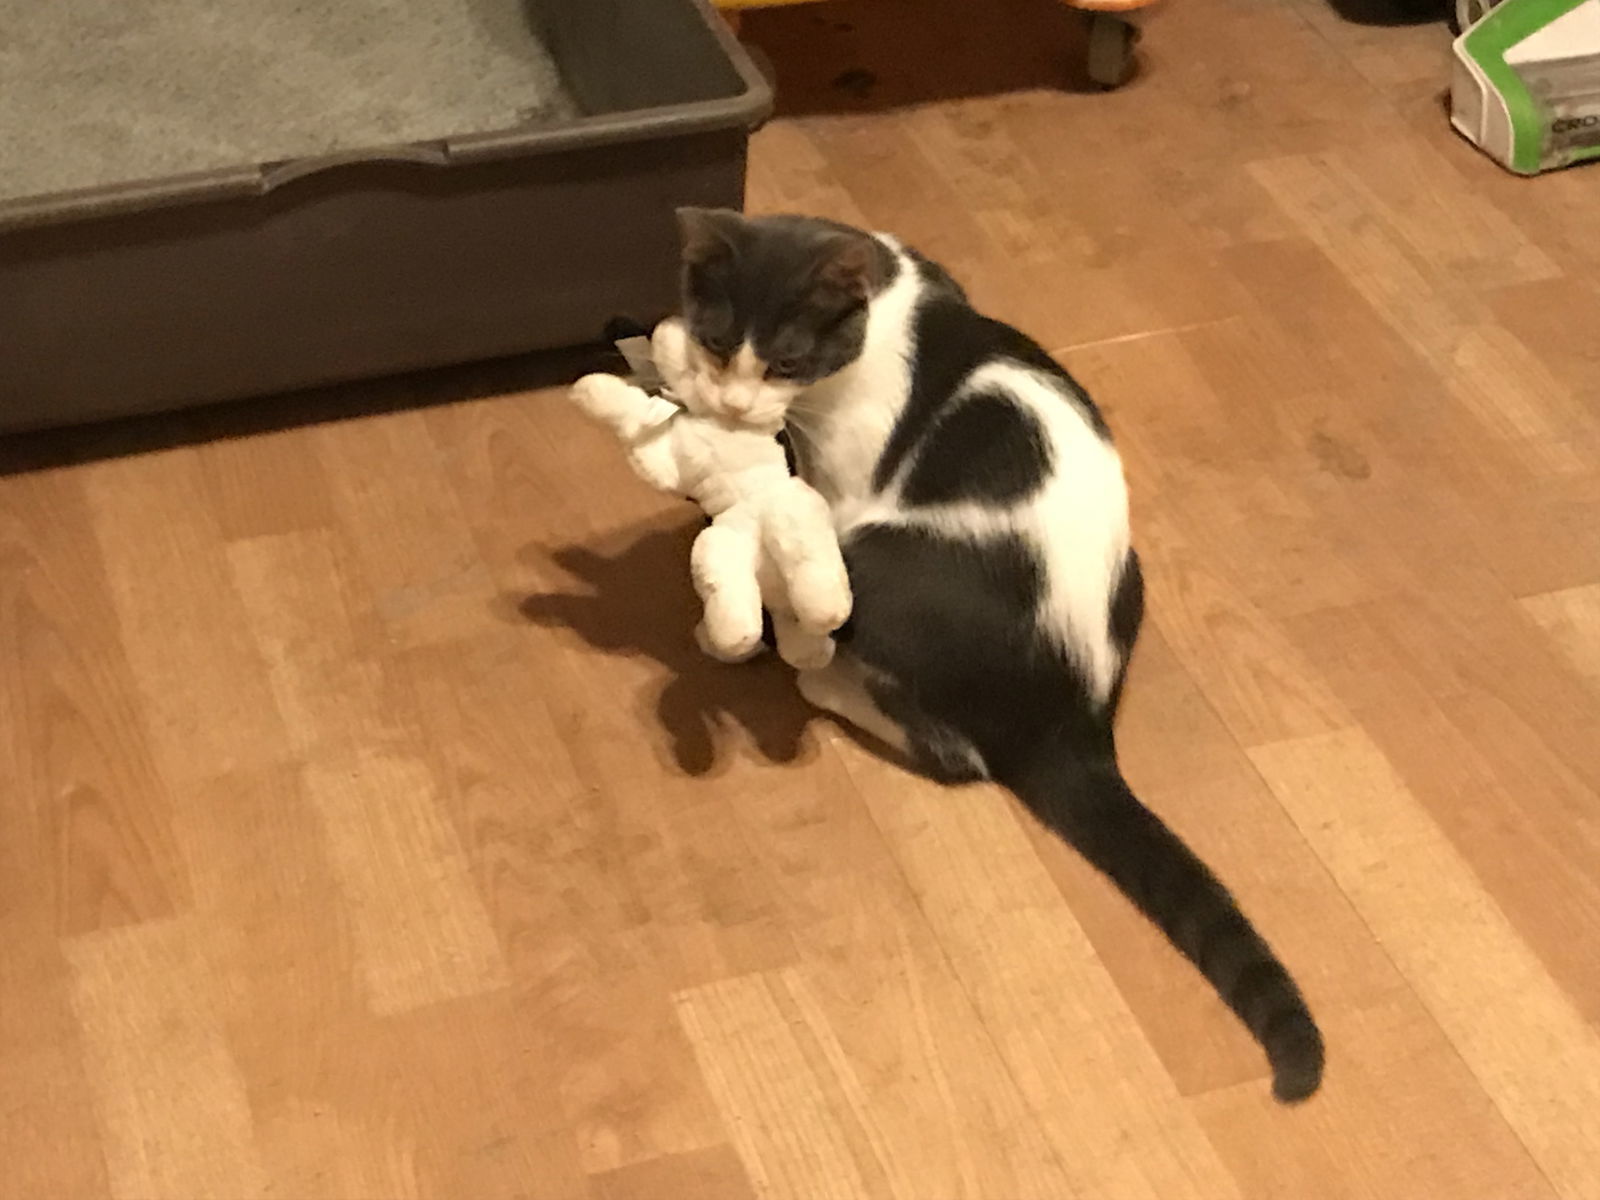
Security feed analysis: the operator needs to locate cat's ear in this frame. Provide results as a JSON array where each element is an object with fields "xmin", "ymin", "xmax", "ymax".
[
  {"xmin": 676, "ymin": 207, "xmax": 744, "ymax": 268},
  {"xmin": 817, "ymin": 233, "xmax": 882, "ymax": 302}
]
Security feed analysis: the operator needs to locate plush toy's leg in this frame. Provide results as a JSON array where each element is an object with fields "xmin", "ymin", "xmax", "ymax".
[
  {"xmin": 796, "ymin": 655, "xmax": 909, "ymax": 756},
  {"xmin": 761, "ymin": 479, "xmax": 852, "ymax": 634},
  {"xmin": 569, "ymin": 373, "xmax": 685, "ymax": 492},
  {"xmin": 695, "ymin": 620, "xmax": 764, "ymax": 664},
  {"xmin": 691, "ymin": 518, "xmax": 767, "ymax": 662},
  {"xmin": 771, "ymin": 610, "xmax": 836, "ymax": 671}
]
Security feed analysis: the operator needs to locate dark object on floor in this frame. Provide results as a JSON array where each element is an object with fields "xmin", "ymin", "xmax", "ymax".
[
  {"xmin": 1325, "ymin": 0, "xmax": 1449, "ymax": 24},
  {"xmin": 1086, "ymin": 13, "xmax": 1143, "ymax": 89},
  {"xmin": 833, "ymin": 67, "xmax": 879, "ymax": 99},
  {"xmin": 603, "ymin": 316, "xmax": 653, "ymax": 344}
]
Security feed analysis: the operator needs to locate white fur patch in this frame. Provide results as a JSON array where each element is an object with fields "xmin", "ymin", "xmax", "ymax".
[{"xmin": 731, "ymin": 343, "xmax": 764, "ymax": 384}]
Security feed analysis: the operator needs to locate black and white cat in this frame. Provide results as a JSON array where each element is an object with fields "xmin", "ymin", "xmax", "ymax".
[{"xmin": 671, "ymin": 209, "xmax": 1324, "ymax": 1103}]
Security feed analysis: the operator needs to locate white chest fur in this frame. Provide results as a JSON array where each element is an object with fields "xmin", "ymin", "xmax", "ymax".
[{"xmin": 789, "ymin": 241, "xmax": 921, "ymax": 512}]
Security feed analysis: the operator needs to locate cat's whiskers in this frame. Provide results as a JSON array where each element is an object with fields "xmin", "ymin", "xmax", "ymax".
[
  {"xmin": 783, "ymin": 394, "xmax": 837, "ymax": 433},
  {"xmin": 781, "ymin": 408, "xmax": 823, "ymax": 460}
]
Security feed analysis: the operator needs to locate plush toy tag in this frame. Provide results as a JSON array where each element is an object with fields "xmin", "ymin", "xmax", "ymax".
[
  {"xmin": 614, "ymin": 331, "xmax": 681, "ymax": 433},
  {"xmin": 615, "ymin": 335, "xmax": 666, "ymax": 394},
  {"xmin": 639, "ymin": 393, "xmax": 681, "ymax": 431}
]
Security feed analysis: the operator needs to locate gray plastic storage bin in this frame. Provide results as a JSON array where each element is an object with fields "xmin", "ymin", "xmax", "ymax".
[{"xmin": 0, "ymin": 0, "xmax": 771, "ymax": 433}]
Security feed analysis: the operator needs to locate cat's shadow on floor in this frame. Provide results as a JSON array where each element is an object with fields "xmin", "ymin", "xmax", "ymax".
[{"xmin": 512, "ymin": 516, "xmax": 817, "ymax": 777}]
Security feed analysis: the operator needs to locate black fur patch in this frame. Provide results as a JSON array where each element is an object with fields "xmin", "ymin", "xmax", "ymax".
[
  {"xmin": 776, "ymin": 427, "xmax": 798, "ymax": 475},
  {"xmin": 910, "ymin": 248, "xmax": 968, "ymax": 302},
  {"xmin": 898, "ymin": 392, "xmax": 1052, "ymax": 508},
  {"xmin": 1105, "ymin": 549, "xmax": 1144, "ymax": 716},
  {"xmin": 872, "ymin": 294, "xmax": 1109, "ymax": 494},
  {"xmin": 837, "ymin": 523, "xmax": 1108, "ymax": 770}
]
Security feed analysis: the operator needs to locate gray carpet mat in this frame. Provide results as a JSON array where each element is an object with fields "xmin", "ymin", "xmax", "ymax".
[{"xmin": 0, "ymin": 0, "xmax": 576, "ymax": 203}]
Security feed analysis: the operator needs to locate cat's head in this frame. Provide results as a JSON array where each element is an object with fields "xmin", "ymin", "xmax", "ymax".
[{"xmin": 674, "ymin": 209, "xmax": 886, "ymax": 427}]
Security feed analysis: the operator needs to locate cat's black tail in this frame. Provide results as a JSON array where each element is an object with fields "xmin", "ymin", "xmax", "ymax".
[{"xmin": 998, "ymin": 742, "xmax": 1324, "ymax": 1103}]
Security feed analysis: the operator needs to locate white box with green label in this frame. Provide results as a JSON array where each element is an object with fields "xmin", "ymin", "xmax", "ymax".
[{"xmin": 1452, "ymin": 0, "xmax": 1600, "ymax": 174}]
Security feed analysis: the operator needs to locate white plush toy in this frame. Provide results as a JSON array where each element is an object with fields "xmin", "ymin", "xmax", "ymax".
[{"xmin": 568, "ymin": 318, "xmax": 851, "ymax": 670}]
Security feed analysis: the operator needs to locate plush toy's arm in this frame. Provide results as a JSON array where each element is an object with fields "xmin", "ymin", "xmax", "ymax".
[
  {"xmin": 570, "ymin": 372, "xmax": 675, "ymax": 442},
  {"xmin": 570, "ymin": 372, "xmax": 687, "ymax": 493},
  {"xmin": 758, "ymin": 478, "xmax": 853, "ymax": 635}
]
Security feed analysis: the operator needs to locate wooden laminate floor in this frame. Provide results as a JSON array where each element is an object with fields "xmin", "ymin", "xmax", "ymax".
[{"xmin": 5, "ymin": 1, "xmax": 1600, "ymax": 1196}]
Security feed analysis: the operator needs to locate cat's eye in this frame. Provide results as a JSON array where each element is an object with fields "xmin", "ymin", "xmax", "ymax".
[
  {"xmin": 701, "ymin": 337, "xmax": 736, "ymax": 362},
  {"xmin": 767, "ymin": 356, "xmax": 802, "ymax": 378}
]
